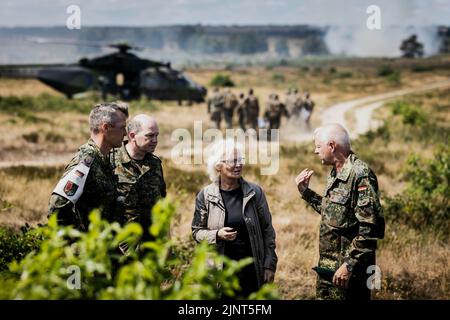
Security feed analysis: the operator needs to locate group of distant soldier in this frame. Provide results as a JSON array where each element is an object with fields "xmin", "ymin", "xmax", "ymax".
[
  {"xmin": 207, "ymin": 88, "xmax": 260, "ymax": 131},
  {"xmin": 207, "ymin": 87, "xmax": 315, "ymax": 133},
  {"xmin": 284, "ymin": 88, "xmax": 315, "ymax": 130}
]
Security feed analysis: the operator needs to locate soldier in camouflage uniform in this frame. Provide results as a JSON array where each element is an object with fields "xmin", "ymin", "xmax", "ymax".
[
  {"xmin": 264, "ymin": 94, "xmax": 289, "ymax": 140},
  {"xmin": 295, "ymin": 124, "xmax": 385, "ymax": 300},
  {"xmin": 302, "ymin": 91, "xmax": 315, "ymax": 130},
  {"xmin": 48, "ymin": 102, "xmax": 129, "ymax": 231},
  {"xmin": 244, "ymin": 88, "xmax": 260, "ymax": 131},
  {"xmin": 285, "ymin": 88, "xmax": 301, "ymax": 118},
  {"xmin": 235, "ymin": 93, "xmax": 247, "ymax": 130},
  {"xmin": 112, "ymin": 114, "xmax": 166, "ymax": 241},
  {"xmin": 223, "ymin": 89, "xmax": 239, "ymax": 129},
  {"xmin": 207, "ymin": 87, "xmax": 225, "ymax": 129}
]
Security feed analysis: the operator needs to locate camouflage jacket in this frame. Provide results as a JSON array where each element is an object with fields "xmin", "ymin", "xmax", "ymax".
[
  {"xmin": 48, "ymin": 139, "xmax": 117, "ymax": 231},
  {"xmin": 111, "ymin": 142, "xmax": 166, "ymax": 235},
  {"xmin": 302, "ymin": 98, "xmax": 315, "ymax": 112},
  {"xmin": 264, "ymin": 101, "xmax": 289, "ymax": 120},
  {"xmin": 223, "ymin": 92, "xmax": 239, "ymax": 111},
  {"xmin": 207, "ymin": 92, "xmax": 225, "ymax": 114},
  {"xmin": 244, "ymin": 94, "xmax": 260, "ymax": 118},
  {"xmin": 302, "ymin": 153, "xmax": 385, "ymax": 274}
]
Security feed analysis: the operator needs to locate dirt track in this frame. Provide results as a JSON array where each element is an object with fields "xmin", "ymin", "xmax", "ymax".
[{"xmin": 284, "ymin": 79, "xmax": 450, "ymax": 142}]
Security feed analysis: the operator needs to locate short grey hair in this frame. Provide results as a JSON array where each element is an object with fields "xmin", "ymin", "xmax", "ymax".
[
  {"xmin": 314, "ymin": 123, "xmax": 351, "ymax": 151},
  {"xmin": 127, "ymin": 118, "xmax": 142, "ymax": 135},
  {"xmin": 89, "ymin": 102, "xmax": 129, "ymax": 134},
  {"xmin": 206, "ymin": 139, "xmax": 244, "ymax": 181}
]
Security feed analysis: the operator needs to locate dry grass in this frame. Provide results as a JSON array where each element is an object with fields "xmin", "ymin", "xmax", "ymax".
[{"xmin": 0, "ymin": 58, "xmax": 449, "ymax": 299}]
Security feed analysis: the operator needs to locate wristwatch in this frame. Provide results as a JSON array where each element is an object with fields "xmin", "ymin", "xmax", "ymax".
[{"xmin": 345, "ymin": 262, "xmax": 353, "ymax": 273}]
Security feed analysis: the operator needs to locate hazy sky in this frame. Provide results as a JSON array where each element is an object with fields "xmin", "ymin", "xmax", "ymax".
[{"xmin": 1, "ymin": 0, "xmax": 449, "ymax": 27}]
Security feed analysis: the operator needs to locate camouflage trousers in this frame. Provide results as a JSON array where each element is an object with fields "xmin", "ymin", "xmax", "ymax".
[
  {"xmin": 316, "ymin": 256, "xmax": 372, "ymax": 300},
  {"xmin": 316, "ymin": 276, "xmax": 371, "ymax": 300},
  {"xmin": 210, "ymin": 111, "xmax": 222, "ymax": 129},
  {"xmin": 246, "ymin": 115, "xmax": 258, "ymax": 131},
  {"xmin": 223, "ymin": 109, "xmax": 234, "ymax": 129},
  {"xmin": 238, "ymin": 114, "xmax": 246, "ymax": 130}
]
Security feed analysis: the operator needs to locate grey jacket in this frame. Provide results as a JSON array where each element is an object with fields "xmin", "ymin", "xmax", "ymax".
[{"xmin": 191, "ymin": 178, "xmax": 277, "ymax": 287}]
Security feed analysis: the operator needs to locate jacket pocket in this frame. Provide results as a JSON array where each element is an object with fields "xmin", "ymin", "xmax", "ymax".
[{"xmin": 323, "ymin": 188, "xmax": 351, "ymax": 228}]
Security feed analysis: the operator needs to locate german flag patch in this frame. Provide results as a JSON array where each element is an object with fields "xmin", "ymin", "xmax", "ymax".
[{"xmin": 358, "ymin": 185, "xmax": 368, "ymax": 192}]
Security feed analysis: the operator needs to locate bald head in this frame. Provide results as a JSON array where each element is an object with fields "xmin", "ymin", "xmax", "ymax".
[
  {"xmin": 126, "ymin": 114, "xmax": 159, "ymax": 156},
  {"xmin": 127, "ymin": 114, "xmax": 158, "ymax": 135},
  {"xmin": 314, "ymin": 123, "xmax": 351, "ymax": 153}
]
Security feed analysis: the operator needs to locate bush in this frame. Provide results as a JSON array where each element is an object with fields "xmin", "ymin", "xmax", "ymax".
[
  {"xmin": 411, "ymin": 64, "xmax": 434, "ymax": 73},
  {"xmin": 0, "ymin": 94, "xmax": 93, "ymax": 114},
  {"xmin": 0, "ymin": 94, "xmax": 157, "ymax": 116},
  {"xmin": 0, "ymin": 199, "xmax": 278, "ymax": 299},
  {"xmin": 336, "ymin": 71, "xmax": 352, "ymax": 78},
  {"xmin": 209, "ymin": 74, "xmax": 235, "ymax": 87},
  {"xmin": 386, "ymin": 71, "xmax": 401, "ymax": 85},
  {"xmin": 384, "ymin": 145, "xmax": 450, "ymax": 237},
  {"xmin": 0, "ymin": 227, "xmax": 43, "ymax": 271},
  {"xmin": 271, "ymin": 73, "xmax": 285, "ymax": 83},
  {"xmin": 391, "ymin": 101, "xmax": 426, "ymax": 125},
  {"xmin": 377, "ymin": 65, "xmax": 395, "ymax": 77}
]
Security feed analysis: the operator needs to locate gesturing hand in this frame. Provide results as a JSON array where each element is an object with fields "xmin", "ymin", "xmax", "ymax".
[{"xmin": 295, "ymin": 168, "xmax": 314, "ymax": 195}]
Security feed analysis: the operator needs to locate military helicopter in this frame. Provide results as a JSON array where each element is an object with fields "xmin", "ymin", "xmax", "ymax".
[{"xmin": 0, "ymin": 39, "xmax": 207, "ymax": 103}]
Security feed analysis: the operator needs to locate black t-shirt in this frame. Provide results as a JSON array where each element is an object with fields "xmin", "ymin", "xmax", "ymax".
[{"xmin": 220, "ymin": 186, "xmax": 252, "ymax": 260}]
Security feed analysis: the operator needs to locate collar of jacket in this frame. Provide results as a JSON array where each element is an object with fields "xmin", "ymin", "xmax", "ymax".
[
  {"xmin": 326, "ymin": 152, "xmax": 356, "ymax": 192},
  {"xmin": 336, "ymin": 152, "xmax": 356, "ymax": 182},
  {"xmin": 86, "ymin": 138, "xmax": 110, "ymax": 166},
  {"xmin": 206, "ymin": 177, "xmax": 257, "ymax": 209},
  {"xmin": 118, "ymin": 140, "xmax": 152, "ymax": 165}
]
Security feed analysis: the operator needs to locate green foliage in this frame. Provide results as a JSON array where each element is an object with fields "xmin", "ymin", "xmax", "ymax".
[
  {"xmin": 0, "ymin": 94, "xmax": 94, "ymax": 114},
  {"xmin": 271, "ymin": 73, "xmax": 286, "ymax": 83},
  {"xmin": 0, "ymin": 94, "xmax": 158, "ymax": 116},
  {"xmin": 0, "ymin": 199, "xmax": 278, "ymax": 299},
  {"xmin": 384, "ymin": 145, "xmax": 450, "ymax": 236},
  {"xmin": 386, "ymin": 71, "xmax": 401, "ymax": 85},
  {"xmin": 410, "ymin": 64, "xmax": 434, "ymax": 73},
  {"xmin": 335, "ymin": 71, "xmax": 353, "ymax": 79},
  {"xmin": 210, "ymin": 74, "xmax": 235, "ymax": 87},
  {"xmin": 391, "ymin": 101, "xmax": 426, "ymax": 125},
  {"xmin": 0, "ymin": 227, "xmax": 43, "ymax": 271},
  {"xmin": 377, "ymin": 65, "xmax": 395, "ymax": 77}
]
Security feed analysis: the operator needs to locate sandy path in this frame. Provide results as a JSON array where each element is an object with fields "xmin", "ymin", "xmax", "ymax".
[{"xmin": 284, "ymin": 79, "xmax": 450, "ymax": 142}]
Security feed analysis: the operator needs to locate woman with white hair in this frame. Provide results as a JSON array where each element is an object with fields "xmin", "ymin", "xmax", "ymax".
[{"xmin": 191, "ymin": 139, "xmax": 277, "ymax": 297}]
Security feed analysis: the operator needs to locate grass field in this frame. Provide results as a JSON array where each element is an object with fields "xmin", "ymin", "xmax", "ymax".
[{"xmin": 0, "ymin": 56, "xmax": 449, "ymax": 299}]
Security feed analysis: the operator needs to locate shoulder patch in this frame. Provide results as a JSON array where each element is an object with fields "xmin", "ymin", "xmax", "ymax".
[{"xmin": 53, "ymin": 158, "xmax": 93, "ymax": 204}]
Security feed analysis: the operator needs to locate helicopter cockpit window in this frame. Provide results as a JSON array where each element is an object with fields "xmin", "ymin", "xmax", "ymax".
[{"xmin": 116, "ymin": 73, "xmax": 125, "ymax": 86}]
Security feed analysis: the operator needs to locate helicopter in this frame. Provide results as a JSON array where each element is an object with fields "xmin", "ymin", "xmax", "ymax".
[{"xmin": 0, "ymin": 40, "xmax": 207, "ymax": 103}]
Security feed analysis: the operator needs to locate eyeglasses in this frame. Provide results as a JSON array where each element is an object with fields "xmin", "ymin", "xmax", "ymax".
[{"xmin": 221, "ymin": 158, "xmax": 245, "ymax": 166}]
